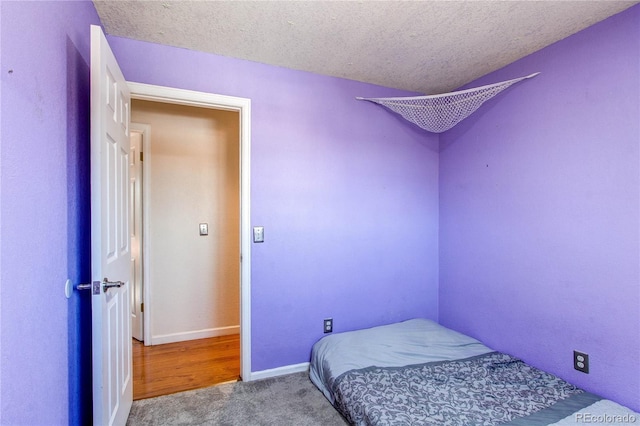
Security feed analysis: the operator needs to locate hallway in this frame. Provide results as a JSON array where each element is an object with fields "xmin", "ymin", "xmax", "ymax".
[{"xmin": 133, "ymin": 335, "xmax": 240, "ymax": 400}]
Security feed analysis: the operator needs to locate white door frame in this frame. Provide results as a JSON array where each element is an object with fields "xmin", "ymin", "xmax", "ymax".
[{"xmin": 128, "ymin": 82, "xmax": 252, "ymax": 381}]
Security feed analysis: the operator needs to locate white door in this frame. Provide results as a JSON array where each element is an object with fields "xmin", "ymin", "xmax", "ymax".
[
  {"xmin": 130, "ymin": 130, "xmax": 144, "ymax": 341},
  {"xmin": 90, "ymin": 24, "xmax": 133, "ymax": 426}
]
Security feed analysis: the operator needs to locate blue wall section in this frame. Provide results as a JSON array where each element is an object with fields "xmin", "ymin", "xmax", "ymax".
[
  {"xmin": 65, "ymin": 34, "xmax": 93, "ymax": 426},
  {"xmin": 0, "ymin": 1, "xmax": 99, "ymax": 424}
]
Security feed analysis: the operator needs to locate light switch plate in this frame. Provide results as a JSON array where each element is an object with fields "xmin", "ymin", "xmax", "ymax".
[
  {"xmin": 199, "ymin": 223, "xmax": 208, "ymax": 236},
  {"xmin": 253, "ymin": 226, "xmax": 264, "ymax": 243}
]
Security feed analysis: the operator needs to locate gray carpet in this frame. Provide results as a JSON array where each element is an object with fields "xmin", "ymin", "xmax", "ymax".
[{"xmin": 126, "ymin": 371, "xmax": 349, "ymax": 425}]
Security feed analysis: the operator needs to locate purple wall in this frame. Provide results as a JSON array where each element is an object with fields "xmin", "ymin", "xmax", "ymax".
[
  {"xmin": 1, "ymin": 1, "xmax": 637, "ymax": 423},
  {"xmin": 0, "ymin": 1, "xmax": 99, "ymax": 424},
  {"xmin": 107, "ymin": 35, "xmax": 441, "ymax": 372},
  {"xmin": 439, "ymin": 5, "xmax": 639, "ymax": 412}
]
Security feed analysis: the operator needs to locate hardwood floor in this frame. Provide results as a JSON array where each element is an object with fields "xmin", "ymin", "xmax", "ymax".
[{"xmin": 133, "ymin": 334, "xmax": 240, "ymax": 400}]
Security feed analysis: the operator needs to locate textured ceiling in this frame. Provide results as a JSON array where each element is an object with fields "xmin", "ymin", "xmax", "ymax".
[{"xmin": 93, "ymin": 0, "xmax": 638, "ymax": 94}]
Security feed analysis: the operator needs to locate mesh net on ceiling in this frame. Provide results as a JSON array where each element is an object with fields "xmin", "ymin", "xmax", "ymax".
[{"xmin": 357, "ymin": 72, "xmax": 540, "ymax": 133}]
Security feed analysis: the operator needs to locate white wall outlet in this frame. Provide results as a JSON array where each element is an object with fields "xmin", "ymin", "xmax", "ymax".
[
  {"xmin": 574, "ymin": 350, "xmax": 589, "ymax": 374},
  {"xmin": 199, "ymin": 223, "xmax": 208, "ymax": 236},
  {"xmin": 324, "ymin": 318, "xmax": 333, "ymax": 333}
]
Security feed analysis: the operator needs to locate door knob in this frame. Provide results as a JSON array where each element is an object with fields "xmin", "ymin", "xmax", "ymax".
[{"xmin": 103, "ymin": 277, "xmax": 124, "ymax": 292}]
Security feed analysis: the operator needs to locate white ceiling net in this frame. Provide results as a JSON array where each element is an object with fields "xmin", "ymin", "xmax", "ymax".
[{"xmin": 357, "ymin": 73, "xmax": 539, "ymax": 133}]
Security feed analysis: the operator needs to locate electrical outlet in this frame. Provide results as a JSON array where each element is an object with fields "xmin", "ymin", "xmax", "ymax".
[
  {"xmin": 323, "ymin": 318, "xmax": 333, "ymax": 334},
  {"xmin": 574, "ymin": 350, "xmax": 589, "ymax": 374}
]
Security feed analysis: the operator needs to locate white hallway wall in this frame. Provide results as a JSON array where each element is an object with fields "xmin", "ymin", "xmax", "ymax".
[{"xmin": 132, "ymin": 100, "xmax": 240, "ymax": 344}]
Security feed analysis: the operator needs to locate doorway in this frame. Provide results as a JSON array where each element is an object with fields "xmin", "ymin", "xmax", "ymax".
[
  {"xmin": 126, "ymin": 83, "xmax": 252, "ymax": 397},
  {"xmin": 130, "ymin": 127, "xmax": 145, "ymax": 342},
  {"xmin": 130, "ymin": 101, "xmax": 241, "ymax": 399}
]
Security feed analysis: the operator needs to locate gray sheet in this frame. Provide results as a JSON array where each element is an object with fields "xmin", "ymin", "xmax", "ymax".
[
  {"xmin": 504, "ymin": 392, "xmax": 602, "ymax": 426},
  {"xmin": 332, "ymin": 352, "xmax": 594, "ymax": 426},
  {"xmin": 309, "ymin": 318, "xmax": 492, "ymax": 404}
]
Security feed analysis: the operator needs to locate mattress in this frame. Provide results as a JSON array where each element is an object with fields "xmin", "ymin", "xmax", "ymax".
[
  {"xmin": 310, "ymin": 318, "xmax": 492, "ymax": 404},
  {"xmin": 309, "ymin": 318, "xmax": 638, "ymax": 426}
]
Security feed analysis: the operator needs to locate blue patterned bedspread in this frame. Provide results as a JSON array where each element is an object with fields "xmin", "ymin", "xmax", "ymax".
[{"xmin": 332, "ymin": 352, "xmax": 585, "ymax": 426}]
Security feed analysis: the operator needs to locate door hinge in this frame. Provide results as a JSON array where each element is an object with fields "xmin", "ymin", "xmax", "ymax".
[
  {"xmin": 140, "ymin": 152, "xmax": 143, "ymax": 162},
  {"xmin": 141, "ymin": 303, "xmax": 144, "ymax": 312}
]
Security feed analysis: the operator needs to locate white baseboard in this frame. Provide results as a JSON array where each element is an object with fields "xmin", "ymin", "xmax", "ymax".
[
  {"xmin": 151, "ymin": 325, "xmax": 240, "ymax": 345},
  {"xmin": 248, "ymin": 362, "xmax": 310, "ymax": 381}
]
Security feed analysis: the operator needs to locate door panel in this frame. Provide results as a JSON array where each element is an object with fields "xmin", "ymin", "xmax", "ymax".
[{"xmin": 91, "ymin": 24, "xmax": 132, "ymax": 426}]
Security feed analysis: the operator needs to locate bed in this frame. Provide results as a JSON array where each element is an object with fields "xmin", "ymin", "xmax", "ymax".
[{"xmin": 309, "ymin": 318, "xmax": 638, "ymax": 425}]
